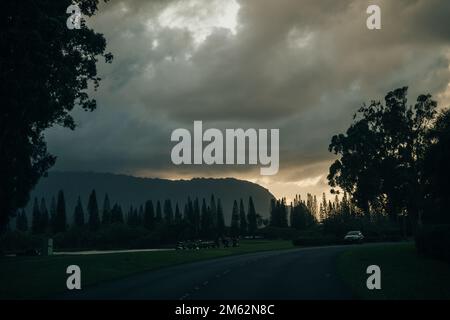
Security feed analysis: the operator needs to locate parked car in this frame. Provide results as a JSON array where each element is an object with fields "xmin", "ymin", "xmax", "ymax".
[{"xmin": 344, "ymin": 231, "xmax": 364, "ymax": 243}]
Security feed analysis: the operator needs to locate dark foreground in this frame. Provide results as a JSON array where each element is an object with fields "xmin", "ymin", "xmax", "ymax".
[{"xmin": 61, "ymin": 244, "xmax": 365, "ymax": 300}]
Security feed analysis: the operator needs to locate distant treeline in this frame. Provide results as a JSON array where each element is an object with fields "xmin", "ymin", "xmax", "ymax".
[
  {"xmin": 13, "ymin": 189, "xmax": 365, "ymax": 236},
  {"xmin": 14, "ymin": 190, "xmax": 268, "ymax": 239},
  {"xmin": 5, "ymin": 188, "xmax": 407, "ymax": 252}
]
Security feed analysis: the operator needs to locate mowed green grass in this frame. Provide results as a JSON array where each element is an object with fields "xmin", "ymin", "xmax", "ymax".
[
  {"xmin": 0, "ymin": 240, "xmax": 293, "ymax": 299},
  {"xmin": 338, "ymin": 243, "xmax": 450, "ymax": 299}
]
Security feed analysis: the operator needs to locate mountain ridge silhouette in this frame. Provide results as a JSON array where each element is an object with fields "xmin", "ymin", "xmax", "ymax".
[{"xmin": 26, "ymin": 171, "xmax": 275, "ymax": 224}]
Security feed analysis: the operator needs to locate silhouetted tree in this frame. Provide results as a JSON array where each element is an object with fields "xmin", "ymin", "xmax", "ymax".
[
  {"xmin": 127, "ymin": 206, "xmax": 141, "ymax": 227},
  {"xmin": 200, "ymin": 198, "xmax": 213, "ymax": 238},
  {"xmin": 31, "ymin": 198, "xmax": 40, "ymax": 234},
  {"xmin": 50, "ymin": 196, "xmax": 56, "ymax": 233},
  {"xmin": 320, "ymin": 193, "xmax": 328, "ymax": 221},
  {"xmin": 341, "ymin": 192, "xmax": 351, "ymax": 218},
  {"xmin": 328, "ymin": 87, "xmax": 437, "ymax": 226},
  {"xmin": 111, "ymin": 204, "xmax": 124, "ymax": 224},
  {"xmin": 217, "ymin": 199, "xmax": 225, "ymax": 236},
  {"xmin": 143, "ymin": 200, "xmax": 155, "ymax": 229},
  {"xmin": 270, "ymin": 198, "xmax": 288, "ymax": 228},
  {"xmin": 230, "ymin": 200, "xmax": 239, "ymax": 237},
  {"xmin": 102, "ymin": 194, "xmax": 111, "ymax": 225},
  {"xmin": 0, "ymin": 1, "xmax": 112, "ymax": 231},
  {"xmin": 184, "ymin": 197, "xmax": 193, "ymax": 225},
  {"xmin": 54, "ymin": 190, "xmax": 67, "ymax": 233},
  {"xmin": 247, "ymin": 196, "xmax": 257, "ymax": 235},
  {"xmin": 87, "ymin": 190, "xmax": 100, "ymax": 231},
  {"xmin": 257, "ymin": 214, "xmax": 267, "ymax": 227},
  {"xmin": 193, "ymin": 198, "xmax": 201, "ymax": 237},
  {"xmin": 174, "ymin": 203, "xmax": 182, "ymax": 224},
  {"xmin": 210, "ymin": 195, "xmax": 217, "ymax": 231},
  {"xmin": 163, "ymin": 199, "xmax": 174, "ymax": 224},
  {"xmin": 16, "ymin": 210, "xmax": 28, "ymax": 232},
  {"xmin": 423, "ymin": 108, "xmax": 450, "ymax": 224},
  {"xmin": 74, "ymin": 196, "xmax": 85, "ymax": 227},
  {"xmin": 279, "ymin": 198, "xmax": 289, "ymax": 227},
  {"xmin": 239, "ymin": 199, "xmax": 247, "ymax": 235},
  {"xmin": 306, "ymin": 194, "xmax": 316, "ymax": 219},
  {"xmin": 138, "ymin": 205, "xmax": 144, "ymax": 226},
  {"xmin": 290, "ymin": 195, "xmax": 316, "ymax": 230},
  {"xmin": 327, "ymin": 200, "xmax": 332, "ymax": 215},
  {"xmin": 270, "ymin": 199, "xmax": 276, "ymax": 226},
  {"xmin": 156, "ymin": 201, "xmax": 162, "ymax": 222},
  {"xmin": 39, "ymin": 198, "xmax": 49, "ymax": 233}
]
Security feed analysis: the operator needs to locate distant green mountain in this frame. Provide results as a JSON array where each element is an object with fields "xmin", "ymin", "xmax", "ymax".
[{"xmin": 26, "ymin": 171, "xmax": 275, "ymax": 225}]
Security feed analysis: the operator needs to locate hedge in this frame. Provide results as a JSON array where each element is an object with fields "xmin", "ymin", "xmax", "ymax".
[
  {"xmin": 415, "ymin": 224, "xmax": 450, "ymax": 262},
  {"xmin": 292, "ymin": 236, "xmax": 342, "ymax": 247}
]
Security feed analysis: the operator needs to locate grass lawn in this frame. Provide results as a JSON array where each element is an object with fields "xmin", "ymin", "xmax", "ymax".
[
  {"xmin": 0, "ymin": 240, "xmax": 293, "ymax": 299},
  {"xmin": 338, "ymin": 242, "xmax": 450, "ymax": 299}
]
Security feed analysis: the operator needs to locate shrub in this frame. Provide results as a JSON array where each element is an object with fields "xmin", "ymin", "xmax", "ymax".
[
  {"xmin": 53, "ymin": 224, "xmax": 154, "ymax": 250},
  {"xmin": 0, "ymin": 231, "xmax": 42, "ymax": 253},
  {"xmin": 292, "ymin": 236, "xmax": 342, "ymax": 247},
  {"xmin": 415, "ymin": 225, "xmax": 450, "ymax": 262},
  {"xmin": 256, "ymin": 226, "xmax": 302, "ymax": 240},
  {"xmin": 53, "ymin": 226, "xmax": 94, "ymax": 250}
]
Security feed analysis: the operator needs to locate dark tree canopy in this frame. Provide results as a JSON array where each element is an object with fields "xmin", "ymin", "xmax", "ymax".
[
  {"xmin": 422, "ymin": 109, "xmax": 450, "ymax": 224},
  {"xmin": 74, "ymin": 196, "xmax": 85, "ymax": 227},
  {"xmin": 143, "ymin": 200, "xmax": 155, "ymax": 230},
  {"xmin": 174, "ymin": 203, "xmax": 182, "ymax": 224},
  {"xmin": 16, "ymin": 210, "xmax": 28, "ymax": 232},
  {"xmin": 54, "ymin": 190, "xmax": 67, "ymax": 233},
  {"xmin": 193, "ymin": 198, "xmax": 200, "ymax": 237},
  {"xmin": 270, "ymin": 198, "xmax": 288, "ymax": 228},
  {"xmin": 200, "ymin": 198, "xmax": 213, "ymax": 238},
  {"xmin": 0, "ymin": 0, "xmax": 112, "ymax": 231},
  {"xmin": 101, "ymin": 194, "xmax": 111, "ymax": 225},
  {"xmin": 328, "ymin": 87, "xmax": 438, "ymax": 224},
  {"xmin": 163, "ymin": 199, "xmax": 174, "ymax": 224},
  {"xmin": 290, "ymin": 196, "xmax": 316, "ymax": 231},
  {"xmin": 88, "ymin": 190, "xmax": 100, "ymax": 230},
  {"xmin": 247, "ymin": 197, "xmax": 257, "ymax": 236},
  {"xmin": 209, "ymin": 195, "xmax": 217, "ymax": 232},
  {"xmin": 39, "ymin": 198, "xmax": 49, "ymax": 233},
  {"xmin": 216, "ymin": 199, "xmax": 225, "ymax": 236},
  {"xmin": 156, "ymin": 201, "xmax": 162, "ymax": 222},
  {"xmin": 230, "ymin": 200, "xmax": 239, "ymax": 237},
  {"xmin": 111, "ymin": 203, "xmax": 124, "ymax": 224},
  {"xmin": 31, "ymin": 198, "xmax": 40, "ymax": 234},
  {"xmin": 239, "ymin": 199, "xmax": 247, "ymax": 235}
]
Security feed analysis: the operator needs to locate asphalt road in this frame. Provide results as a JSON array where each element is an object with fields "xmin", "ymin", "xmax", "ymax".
[{"xmin": 62, "ymin": 244, "xmax": 365, "ymax": 300}]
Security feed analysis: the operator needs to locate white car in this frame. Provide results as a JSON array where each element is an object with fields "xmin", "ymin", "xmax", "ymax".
[{"xmin": 344, "ymin": 231, "xmax": 364, "ymax": 243}]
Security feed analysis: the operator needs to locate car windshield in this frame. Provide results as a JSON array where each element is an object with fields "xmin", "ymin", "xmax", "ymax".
[{"xmin": 347, "ymin": 231, "xmax": 360, "ymax": 235}]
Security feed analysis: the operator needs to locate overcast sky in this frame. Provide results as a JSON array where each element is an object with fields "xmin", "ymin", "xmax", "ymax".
[{"xmin": 45, "ymin": 0, "xmax": 450, "ymax": 201}]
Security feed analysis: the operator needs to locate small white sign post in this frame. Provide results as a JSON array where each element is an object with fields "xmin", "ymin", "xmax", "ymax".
[{"xmin": 42, "ymin": 238, "xmax": 53, "ymax": 256}]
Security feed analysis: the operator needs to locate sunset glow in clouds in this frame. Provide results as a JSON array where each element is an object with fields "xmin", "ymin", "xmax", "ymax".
[{"xmin": 45, "ymin": 0, "xmax": 450, "ymax": 200}]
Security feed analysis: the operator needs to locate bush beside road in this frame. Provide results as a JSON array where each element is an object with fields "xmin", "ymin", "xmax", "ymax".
[{"xmin": 415, "ymin": 225, "xmax": 450, "ymax": 263}]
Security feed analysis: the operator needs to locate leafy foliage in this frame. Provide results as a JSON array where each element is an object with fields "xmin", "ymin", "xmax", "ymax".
[
  {"xmin": 328, "ymin": 87, "xmax": 438, "ymax": 224},
  {"xmin": 422, "ymin": 109, "xmax": 450, "ymax": 224},
  {"xmin": 415, "ymin": 225, "xmax": 450, "ymax": 262},
  {"xmin": 0, "ymin": 0, "xmax": 112, "ymax": 231}
]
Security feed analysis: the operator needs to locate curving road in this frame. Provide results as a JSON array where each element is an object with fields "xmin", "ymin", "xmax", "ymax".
[{"xmin": 60, "ymin": 244, "xmax": 369, "ymax": 300}]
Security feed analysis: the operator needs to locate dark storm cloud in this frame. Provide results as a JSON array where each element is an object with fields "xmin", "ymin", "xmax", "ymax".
[{"xmin": 45, "ymin": 0, "xmax": 450, "ymax": 198}]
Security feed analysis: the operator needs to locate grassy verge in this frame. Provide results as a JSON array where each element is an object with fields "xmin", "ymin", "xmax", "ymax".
[
  {"xmin": 0, "ymin": 240, "xmax": 293, "ymax": 299},
  {"xmin": 337, "ymin": 242, "xmax": 450, "ymax": 299}
]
